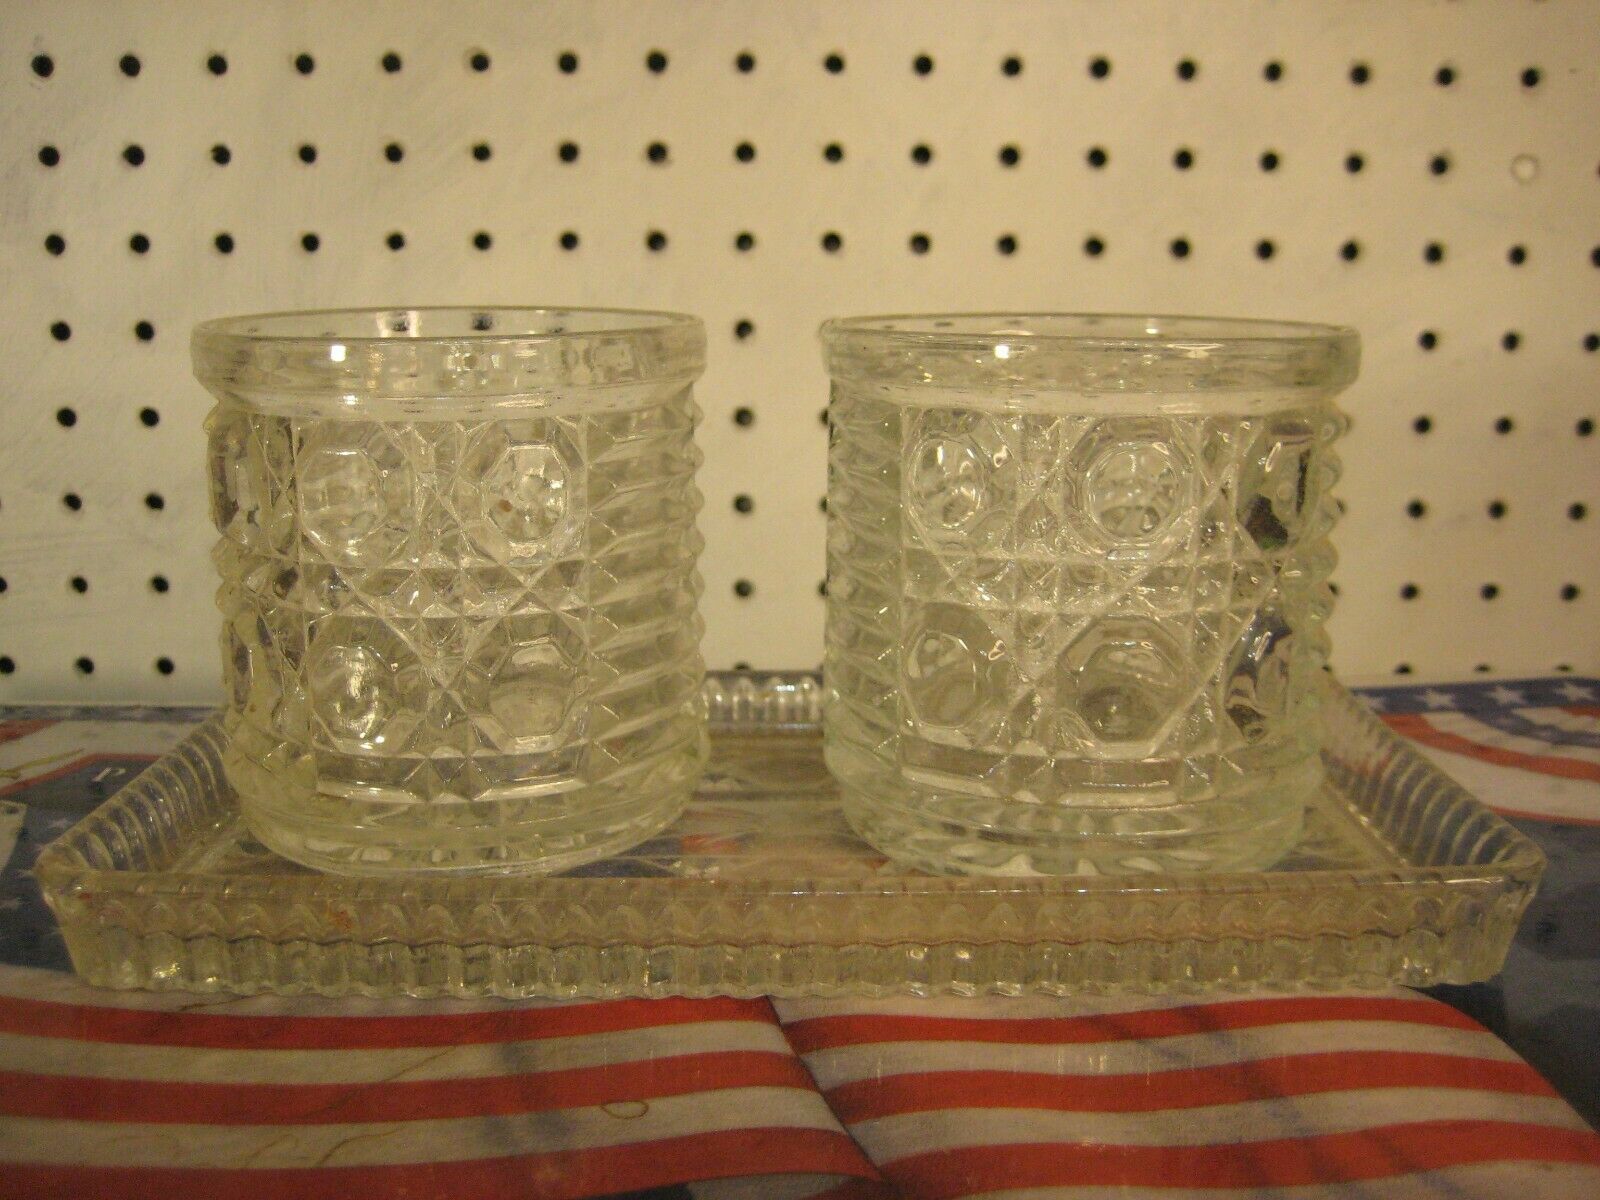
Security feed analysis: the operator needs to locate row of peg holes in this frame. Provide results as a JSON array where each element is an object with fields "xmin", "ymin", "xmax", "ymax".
[
  {"xmin": 29, "ymin": 141, "xmax": 1568, "ymax": 185},
  {"xmin": 27, "ymin": 50, "xmax": 1551, "ymax": 87},
  {"xmin": 7, "ymin": 484, "xmax": 1593, "ymax": 666},
  {"xmin": 36, "ymin": 228, "xmax": 1600, "ymax": 268},
  {"xmin": 1387, "ymin": 582, "xmax": 1584, "ymax": 601},
  {"xmin": 11, "ymin": 588, "xmax": 1587, "ymax": 672},
  {"xmin": 0, "ymin": 655, "xmax": 173, "ymax": 677},
  {"xmin": 26, "ymin": 483, "xmax": 1590, "ymax": 535},
  {"xmin": 1395, "ymin": 664, "xmax": 1581, "ymax": 676},
  {"xmin": 47, "ymin": 494, "xmax": 165, "ymax": 511},
  {"xmin": 27, "ymin": 141, "xmax": 1516, "ymax": 171},
  {"xmin": 1405, "ymin": 497, "xmax": 1588, "ymax": 519},
  {"xmin": 36, "ymin": 308, "xmax": 1600, "ymax": 360},
  {"xmin": 29, "ymin": 488, "xmax": 1594, "ymax": 520},
  {"xmin": 0, "ymin": 574, "xmax": 167, "ymax": 596}
]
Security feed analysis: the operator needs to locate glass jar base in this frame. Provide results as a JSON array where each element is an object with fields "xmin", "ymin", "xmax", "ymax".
[
  {"xmin": 241, "ymin": 788, "xmax": 688, "ymax": 878},
  {"xmin": 841, "ymin": 787, "xmax": 1306, "ymax": 877}
]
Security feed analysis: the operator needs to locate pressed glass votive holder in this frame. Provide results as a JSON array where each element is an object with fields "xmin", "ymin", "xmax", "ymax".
[
  {"xmin": 822, "ymin": 313, "xmax": 1359, "ymax": 876},
  {"xmin": 193, "ymin": 307, "xmax": 708, "ymax": 876}
]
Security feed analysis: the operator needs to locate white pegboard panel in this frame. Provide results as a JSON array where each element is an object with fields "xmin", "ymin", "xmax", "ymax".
[{"xmin": 0, "ymin": 0, "xmax": 1596, "ymax": 702}]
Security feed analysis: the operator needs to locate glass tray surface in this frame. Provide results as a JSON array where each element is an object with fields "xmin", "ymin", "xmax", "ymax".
[{"xmin": 36, "ymin": 673, "xmax": 1544, "ymax": 998}]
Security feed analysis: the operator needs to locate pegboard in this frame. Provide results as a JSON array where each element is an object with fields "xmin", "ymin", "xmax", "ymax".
[{"xmin": 1, "ymin": 0, "xmax": 1596, "ymax": 703}]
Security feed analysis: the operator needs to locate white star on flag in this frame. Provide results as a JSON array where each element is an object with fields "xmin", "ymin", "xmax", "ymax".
[
  {"xmin": 1488, "ymin": 685, "xmax": 1527, "ymax": 707},
  {"xmin": 1420, "ymin": 688, "xmax": 1455, "ymax": 710},
  {"xmin": 1556, "ymin": 681, "xmax": 1595, "ymax": 703}
]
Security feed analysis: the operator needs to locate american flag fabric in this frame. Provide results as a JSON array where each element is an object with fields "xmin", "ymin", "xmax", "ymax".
[
  {"xmin": 1368, "ymin": 678, "xmax": 1600, "ymax": 826},
  {"xmin": 776, "ymin": 991, "xmax": 1600, "ymax": 1198},
  {"xmin": 2, "ymin": 680, "xmax": 1598, "ymax": 1198},
  {"xmin": 0, "ymin": 969, "xmax": 878, "ymax": 1199}
]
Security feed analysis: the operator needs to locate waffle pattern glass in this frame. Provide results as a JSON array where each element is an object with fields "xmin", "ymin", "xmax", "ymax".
[
  {"xmin": 193, "ymin": 307, "xmax": 707, "ymax": 875},
  {"xmin": 822, "ymin": 315, "xmax": 1359, "ymax": 876}
]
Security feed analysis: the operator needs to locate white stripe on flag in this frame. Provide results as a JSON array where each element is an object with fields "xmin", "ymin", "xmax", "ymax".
[
  {"xmin": 1402, "ymin": 743, "xmax": 1600, "ymax": 822},
  {"xmin": 848, "ymin": 1090, "xmax": 1590, "ymax": 1159},
  {"xmin": 777, "ymin": 990, "xmax": 1413, "ymax": 1023},
  {"xmin": 1524, "ymin": 706, "xmax": 1600, "ymax": 739},
  {"xmin": 957, "ymin": 1161, "xmax": 1600, "ymax": 1200},
  {"xmin": 0, "ymin": 1017, "xmax": 791, "ymax": 1084},
  {"xmin": 797, "ymin": 1020, "xmax": 1521, "ymax": 1084},
  {"xmin": 1429, "ymin": 710, "xmax": 1600, "ymax": 766},
  {"xmin": 0, "ymin": 1085, "xmax": 840, "ymax": 1168},
  {"xmin": 0, "ymin": 720, "xmax": 195, "ymax": 775}
]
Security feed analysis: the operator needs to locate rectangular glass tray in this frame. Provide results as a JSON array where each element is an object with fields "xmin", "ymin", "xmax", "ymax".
[{"xmin": 36, "ymin": 673, "xmax": 1544, "ymax": 999}]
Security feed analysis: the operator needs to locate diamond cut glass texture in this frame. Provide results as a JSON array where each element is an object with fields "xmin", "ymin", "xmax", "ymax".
[
  {"xmin": 822, "ymin": 315, "xmax": 1358, "ymax": 876},
  {"xmin": 194, "ymin": 308, "xmax": 708, "ymax": 875}
]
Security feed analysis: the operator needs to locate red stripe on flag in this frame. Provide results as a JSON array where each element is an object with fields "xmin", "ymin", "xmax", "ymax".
[
  {"xmin": 0, "ymin": 993, "xmax": 777, "ymax": 1049},
  {"xmin": 824, "ymin": 1051, "xmax": 1557, "ymax": 1123},
  {"xmin": 0, "ymin": 719, "xmax": 56, "ymax": 746},
  {"xmin": 0, "ymin": 1050, "xmax": 815, "ymax": 1125},
  {"xmin": 878, "ymin": 1122, "xmax": 1600, "ymax": 1198},
  {"xmin": 785, "ymin": 996, "xmax": 1484, "ymax": 1055},
  {"xmin": 1562, "ymin": 705, "xmax": 1600, "ymax": 719},
  {"xmin": 0, "ymin": 1126, "xmax": 879, "ymax": 1200},
  {"xmin": 1470, "ymin": 807, "xmax": 1600, "ymax": 828},
  {"xmin": 1383, "ymin": 712, "xmax": 1600, "ymax": 783}
]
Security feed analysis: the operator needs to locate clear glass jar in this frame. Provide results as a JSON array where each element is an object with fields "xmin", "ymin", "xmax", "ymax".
[
  {"xmin": 194, "ymin": 307, "xmax": 707, "ymax": 875},
  {"xmin": 821, "ymin": 314, "xmax": 1359, "ymax": 876}
]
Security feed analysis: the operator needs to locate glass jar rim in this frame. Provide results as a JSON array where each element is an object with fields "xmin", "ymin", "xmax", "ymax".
[
  {"xmin": 821, "ymin": 312, "xmax": 1359, "ymax": 396},
  {"xmin": 193, "ymin": 306, "xmax": 706, "ymax": 407}
]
